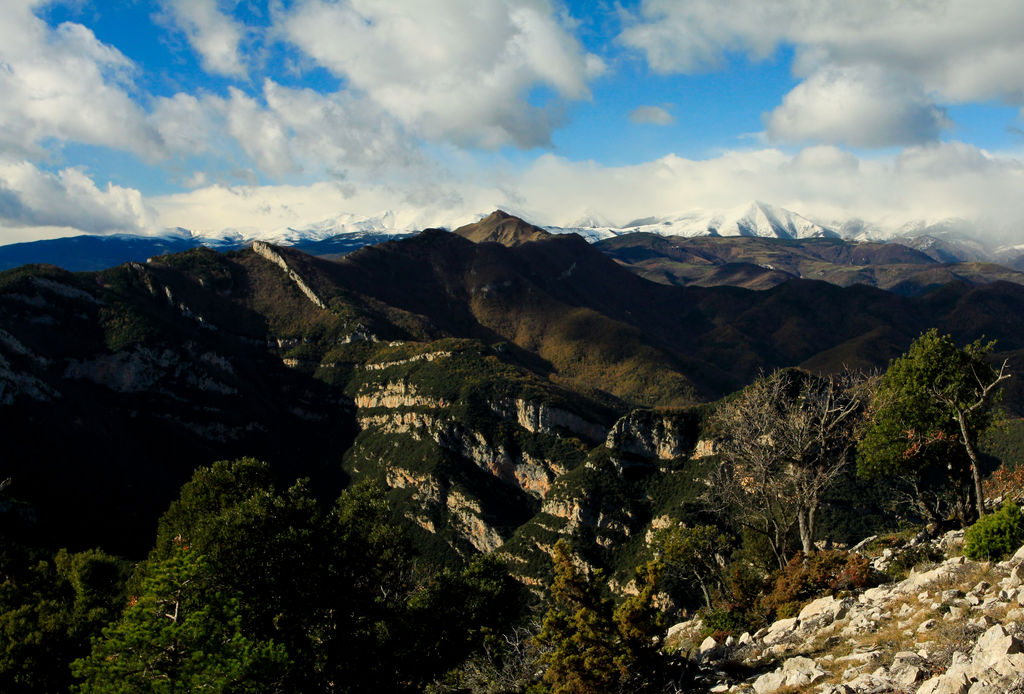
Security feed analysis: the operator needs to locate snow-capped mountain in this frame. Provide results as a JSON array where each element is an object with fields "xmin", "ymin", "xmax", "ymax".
[
  {"xmin": 547, "ymin": 202, "xmax": 838, "ymax": 241},
  {"xmin": 184, "ymin": 211, "xmax": 419, "ymax": 247},
  {"xmin": 4, "ymin": 201, "xmax": 1022, "ymax": 273}
]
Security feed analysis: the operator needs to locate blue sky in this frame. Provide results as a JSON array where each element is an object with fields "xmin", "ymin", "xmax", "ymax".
[{"xmin": 2, "ymin": 0, "xmax": 1024, "ymax": 243}]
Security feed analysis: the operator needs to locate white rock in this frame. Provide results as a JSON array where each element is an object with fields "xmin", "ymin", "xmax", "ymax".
[
  {"xmin": 892, "ymin": 665, "xmax": 924, "ymax": 686},
  {"xmin": 917, "ymin": 670, "xmax": 971, "ymax": 694},
  {"xmin": 762, "ymin": 617, "xmax": 799, "ymax": 645},
  {"xmin": 798, "ymin": 595, "xmax": 852, "ymax": 631},
  {"xmin": 1001, "ymin": 565, "xmax": 1024, "ymax": 589},
  {"xmin": 817, "ymin": 685, "xmax": 854, "ymax": 694},
  {"xmin": 968, "ymin": 615, "xmax": 994, "ymax": 629},
  {"xmin": 844, "ymin": 673, "xmax": 894, "ymax": 694},
  {"xmin": 971, "ymin": 624, "xmax": 1024, "ymax": 677},
  {"xmin": 699, "ymin": 636, "xmax": 719, "ymax": 653},
  {"xmin": 665, "ymin": 621, "xmax": 690, "ymax": 641},
  {"xmin": 753, "ymin": 656, "xmax": 827, "ymax": 694}
]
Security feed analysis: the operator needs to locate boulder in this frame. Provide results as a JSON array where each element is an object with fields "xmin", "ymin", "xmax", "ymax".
[
  {"xmin": 699, "ymin": 636, "xmax": 719, "ymax": 654},
  {"xmin": 843, "ymin": 673, "xmax": 894, "ymax": 694},
  {"xmin": 971, "ymin": 624, "xmax": 1024, "ymax": 679},
  {"xmin": 665, "ymin": 619, "xmax": 696, "ymax": 642},
  {"xmin": 762, "ymin": 616, "xmax": 799, "ymax": 645},
  {"xmin": 798, "ymin": 595, "xmax": 852, "ymax": 630},
  {"xmin": 1010, "ymin": 543, "xmax": 1024, "ymax": 564},
  {"xmin": 917, "ymin": 670, "xmax": 971, "ymax": 694},
  {"xmin": 818, "ymin": 685, "xmax": 854, "ymax": 694},
  {"xmin": 752, "ymin": 656, "xmax": 827, "ymax": 694}
]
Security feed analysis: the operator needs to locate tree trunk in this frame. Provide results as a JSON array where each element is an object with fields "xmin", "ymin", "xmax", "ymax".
[
  {"xmin": 798, "ymin": 509, "xmax": 813, "ymax": 556},
  {"xmin": 697, "ymin": 579, "xmax": 712, "ymax": 609},
  {"xmin": 957, "ymin": 412, "xmax": 987, "ymax": 518}
]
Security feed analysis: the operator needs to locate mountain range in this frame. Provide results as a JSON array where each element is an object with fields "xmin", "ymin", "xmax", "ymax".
[
  {"xmin": 4, "ymin": 202, "xmax": 1023, "ymax": 272},
  {"xmin": 3, "ymin": 211, "xmax": 1024, "ymax": 581}
]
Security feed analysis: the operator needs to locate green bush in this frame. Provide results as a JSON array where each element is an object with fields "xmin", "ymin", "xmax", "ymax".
[{"xmin": 964, "ymin": 503, "xmax": 1024, "ymax": 561}]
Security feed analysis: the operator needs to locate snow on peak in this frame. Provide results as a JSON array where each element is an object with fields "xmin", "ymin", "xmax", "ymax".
[
  {"xmin": 545, "ymin": 202, "xmax": 838, "ymax": 241},
  {"xmin": 711, "ymin": 202, "xmax": 838, "ymax": 239}
]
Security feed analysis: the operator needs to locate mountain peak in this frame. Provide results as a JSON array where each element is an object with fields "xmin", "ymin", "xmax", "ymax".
[{"xmin": 454, "ymin": 210, "xmax": 551, "ymax": 246}]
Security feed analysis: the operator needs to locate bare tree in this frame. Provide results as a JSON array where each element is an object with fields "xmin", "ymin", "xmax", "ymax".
[{"xmin": 710, "ymin": 369, "xmax": 867, "ymax": 567}]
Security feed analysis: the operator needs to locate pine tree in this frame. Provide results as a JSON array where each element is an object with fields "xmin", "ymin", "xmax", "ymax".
[
  {"xmin": 72, "ymin": 545, "xmax": 290, "ymax": 693},
  {"xmin": 534, "ymin": 541, "xmax": 624, "ymax": 694}
]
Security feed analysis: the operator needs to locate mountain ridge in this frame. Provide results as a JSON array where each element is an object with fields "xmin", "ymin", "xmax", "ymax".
[
  {"xmin": 4, "ymin": 222, "xmax": 1024, "ymax": 562},
  {"xmin": 5, "ymin": 204, "xmax": 1024, "ymax": 272}
]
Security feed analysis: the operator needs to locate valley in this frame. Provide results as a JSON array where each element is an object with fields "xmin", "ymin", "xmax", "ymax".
[{"xmin": 2, "ymin": 212, "xmax": 1023, "ymax": 692}]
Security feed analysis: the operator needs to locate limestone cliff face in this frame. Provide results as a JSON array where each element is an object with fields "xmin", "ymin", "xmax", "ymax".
[
  {"xmin": 251, "ymin": 241, "xmax": 327, "ymax": 310},
  {"xmin": 351, "ymin": 375, "xmax": 603, "ymax": 557},
  {"xmin": 491, "ymin": 397, "xmax": 607, "ymax": 442},
  {"xmin": 363, "ymin": 350, "xmax": 453, "ymax": 371},
  {"xmin": 605, "ymin": 409, "xmax": 696, "ymax": 459},
  {"xmin": 354, "ymin": 381, "xmax": 589, "ymax": 501},
  {"xmin": 446, "ymin": 490, "xmax": 505, "ymax": 553},
  {"xmin": 691, "ymin": 438, "xmax": 717, "ymax": 458},
  {"xmin": 541, "ymin": 494, "xmax": 632, "ymax": 544},
  {"xmin": 353, "ymin": 380, "xmax": 449, "ymax": 409}
]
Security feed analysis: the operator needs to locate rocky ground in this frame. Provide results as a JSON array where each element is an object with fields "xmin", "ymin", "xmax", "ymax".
[{"xmin": 668, "ymin": 528, "xmax": 1024, "ymax": 694}]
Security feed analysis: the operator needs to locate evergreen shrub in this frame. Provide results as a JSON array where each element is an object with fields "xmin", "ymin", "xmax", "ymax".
[{"xmin": 964, "ymin": 503, "xmax": 1024, "ymax": 561}]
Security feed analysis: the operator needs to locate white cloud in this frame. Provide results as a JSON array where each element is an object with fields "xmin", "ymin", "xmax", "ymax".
[
  {"xmin": 278, "ymin": 0, "xmax": 604, "ymax": 149},
  {"xmin": 161, "ymin": 0, "xmax": 247, "ymax": 77},
  {"xmin": 765, "ymin": 66, "xmax": 951, "ymax": 147},
  {"xmin": 621, "ymin": 0, "xmax": 1024, "ymax": 147},
  {"xmin": 151, "ymin": 93, "xmax": 218, "ymax": 154},
  {"xmin": 629, "ymin": 105, "xmax": 674, "ymax": 125},
  {"xmin": 0, "ymin": 3, "xmax": 162, "ymax": 159},
  {"xmin": 214, "ymin": 80, "xmax": 423, "ymax": 177},
  {"xmin": 0, "ymin": 159, "xmax": 158, "ymax": 239},
  {"xmin": 151, "ymin": 180, "xmax": 480, "ymax": 239},
  {"xmin": 143, "ymin": 143, "xmax": 1024, "ymax": 247}
]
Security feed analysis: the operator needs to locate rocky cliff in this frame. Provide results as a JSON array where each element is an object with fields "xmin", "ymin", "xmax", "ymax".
[{"xmin": 605, "ymin": 408, "xmax": 700, "ymax": 460}]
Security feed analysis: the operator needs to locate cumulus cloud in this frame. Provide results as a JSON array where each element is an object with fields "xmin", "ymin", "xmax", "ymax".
[
  {"xmin": 161, "ymin": 0, "xmax": 247, "ymax": 77},
  {"xmin": 511, "ymin": 145, "xmax": 1024, "ymax": 241},
  {"xmin": 765, "ymin": 66, "xmax": 951, "ymax": 147},
  {"xmin": 143, "ymin": 142, "xmax": 1024, "ymax": 246},
  {"xmin": 214, "ymin": 80, "xmax": 423, "ymax": 177},
  {"xmin": 0, "ymin": 3, "xmax": 162, "ymax": 158},
  {"xmin": 621, "ymin": 0, "xmax": 1024, "ymax": 147},
  {"xmin": 629, "ymin": 105, "xmax": 674, "ymax": 125},
  {"xmin": 0, "ymin": 159, "xmax": 158, "ymax": 239},
  {"xmin": 278, "ymin": 0, "xmax": 604, "ymax": 149},
  {"xmin": 151, "ymin": 93, "xmax": 218, "ymax": 154},
  {"xmin": 151, "ymin": 180, "xmax": 480, "ymax": 239}
]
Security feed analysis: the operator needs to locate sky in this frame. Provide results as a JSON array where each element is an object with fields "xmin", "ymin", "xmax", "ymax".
[{"xmin": 2, "ymin": 0, "xmax": 1024, "ymax": 244}]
